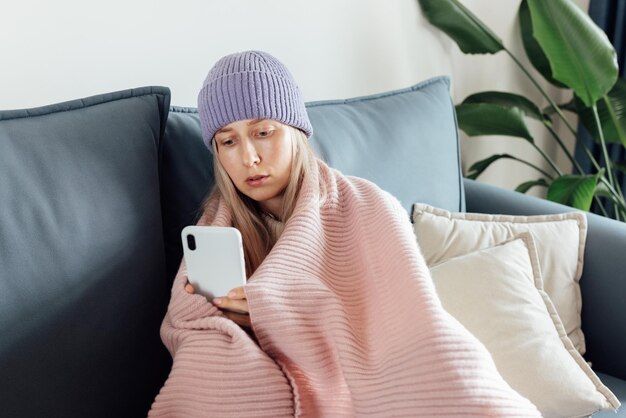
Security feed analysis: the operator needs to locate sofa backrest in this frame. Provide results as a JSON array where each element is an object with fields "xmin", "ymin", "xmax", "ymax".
[
  {"xmin": 0, "ymin": 87, "xmax": 172, "ymax": 418},
  {"xmin": 161, "ymin": 75, "xmax": 465, "ymax": 283}
]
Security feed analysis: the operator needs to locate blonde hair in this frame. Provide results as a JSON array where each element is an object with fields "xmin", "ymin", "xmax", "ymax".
[{"xmin": 198, "ymin": 124, "xmax": 325, "ymax": 277}]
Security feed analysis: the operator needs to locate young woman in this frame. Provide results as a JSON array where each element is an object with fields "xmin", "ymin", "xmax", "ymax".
[
  {"xmin": 184, "ymin": 114, "xmax": 323, "ymax": 333},
  {"xmin": 149, "ymin": 50, "xmax": 540, "ymax": 417}
]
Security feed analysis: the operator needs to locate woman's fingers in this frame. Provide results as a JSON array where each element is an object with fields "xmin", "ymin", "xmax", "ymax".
[
  {"xmin": 213, "ymin": 296, "xmax": 249, "ymax": 314},
  {"xmin": 227, "ymin": 286, "xmax": 246, "ymax": 299},
  {"xmin": 213, "ymin": 286, "xmax": 249, "ymax": 313},
  {"xmin": 185, "ymin": 280, "xmax": 248, "ymax": 316},
  {"xmin": 184, "ymin": 281, "xmax": 251, "ymax": 328},
  {"xmin": 185, "ymin": 281, "xmax": 195, "ymax": 294}
]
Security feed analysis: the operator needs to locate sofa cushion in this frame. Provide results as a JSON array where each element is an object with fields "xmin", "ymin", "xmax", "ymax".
[
  {"xmin": 0, "ymin": 87, "xmax": 172, "ymax": 418},
  {"xmin": 412, "ymin": 202, "xmax": 588, "ymax": 357},
  {"xmin": 306, "ymin": 76, "xmax": 464, "ymax": 214},
  {"xmin": 161, "ymin": 76, "xmax": 464, "ymax": 285},
  {"xmin": 463, "ymin": 177, "xmax": 626, "ymax": 382},
  {"xmin": 430, "ymin": 233, "xmax": 619, "ymax": 417}
]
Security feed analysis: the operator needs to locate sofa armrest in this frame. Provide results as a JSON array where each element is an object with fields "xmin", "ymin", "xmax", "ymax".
[{"xmin": 463, "ymin": 178, "xmax": 626, "ymax": 380}]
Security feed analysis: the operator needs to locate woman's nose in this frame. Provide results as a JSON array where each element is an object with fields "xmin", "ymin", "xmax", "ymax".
[{"xmin": 242, "ymin": 140, "xmax": 260, "ymax": 166}]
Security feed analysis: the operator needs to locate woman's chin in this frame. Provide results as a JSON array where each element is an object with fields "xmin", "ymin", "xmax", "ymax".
[{"xmin": 243, "ymin": 188, "xmax": 273, "ymax": 202}]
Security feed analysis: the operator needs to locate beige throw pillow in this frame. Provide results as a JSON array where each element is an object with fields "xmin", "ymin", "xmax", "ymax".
[
  {"xmin": 412, "ymin": 203, "xmax": 587, "ymax": 355},
  {"xmin": 429, "ymin": 233, "xmax": 619, "ymax": 417}
]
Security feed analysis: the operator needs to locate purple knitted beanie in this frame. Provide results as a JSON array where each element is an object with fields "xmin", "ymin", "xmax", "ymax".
[{"xmin": 197, "ymin": 50, "xmax": 313, "ymax": 152}]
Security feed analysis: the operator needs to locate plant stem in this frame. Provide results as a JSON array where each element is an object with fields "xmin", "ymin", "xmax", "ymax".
[
  {"xmin": 531, "ymin": 143, "xmax": 562, "ymax": 176},
  {"xmin": 509, "ymin": 156, "xmax": 555, "ymax": 179},
  {"xmin": 544, "ymin": 122, "xmax": 584, "ymax": 173},
  {"xmin": 599, "ymin": 177, "xmax": 626, "ymax": 217},
  {"xmin": 594, "ymin": 195, "xmax": 610, "ymax": 218},
  {"xmin": 602, "ymin": 95, "xmax": 626, "ymax": 148},
  {"xmin": 601, "ymin": 96, "xmax": 626, "ymax": 202},
  {"xmin": 503, "ymin": 47, "xmax": 623, "ymax": 220},
  {"xmin": 544, "ymin": 123, "xmax": 612, "ymax": 215},
  {"xmin": 503, "ymin": 48, "xmax": 605, "ymax": 174},
  {"xmin": 591, "ymin": 103, "xmax": 621, "ymax": 219},
  {"xmin": 542, "ymin": 121, "xmax": 611, "ymax": 216},
  {"xmin": 504, "ymin": 49, "xmax": 577, "ymax": 135}
]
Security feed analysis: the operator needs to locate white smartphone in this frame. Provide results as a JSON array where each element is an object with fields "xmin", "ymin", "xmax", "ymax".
[{"xmin": 181, "ymin": 225, "xmax": 247, "ymax": 300}]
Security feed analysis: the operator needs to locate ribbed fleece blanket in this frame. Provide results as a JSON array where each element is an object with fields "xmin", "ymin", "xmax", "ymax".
[{"xmin": 148, "ymin": 158, "xmax": 540, "ymax": 417}]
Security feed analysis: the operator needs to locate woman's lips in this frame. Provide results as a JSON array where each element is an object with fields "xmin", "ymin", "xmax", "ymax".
[{"xmin": 246, "ymin": 175, "xmax": 269, "ymax": 187}]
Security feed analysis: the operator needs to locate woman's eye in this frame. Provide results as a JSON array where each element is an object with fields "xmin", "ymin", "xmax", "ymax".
[
  {"xmin": 257, "ymin": 129, "xmax": 273, "ymax": 137},
  {"xmin": 221, "ymin": 139, "xmax": 234, "ymax": 146}
]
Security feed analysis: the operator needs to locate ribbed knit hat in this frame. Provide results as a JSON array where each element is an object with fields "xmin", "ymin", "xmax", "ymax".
[{"xmin": 197, "ymin": 50, "xmax": 313, "ymax": 152}]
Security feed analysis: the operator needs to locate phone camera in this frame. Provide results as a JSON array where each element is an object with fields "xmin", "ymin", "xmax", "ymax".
[{"xmin": 186, "ymin": 234, "xmax": 197, "ymax": 251}]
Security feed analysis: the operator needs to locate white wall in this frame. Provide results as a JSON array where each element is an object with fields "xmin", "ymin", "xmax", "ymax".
[{"xmin": 1, "ymin": 0, "xmax": 589, "ymax": 197}]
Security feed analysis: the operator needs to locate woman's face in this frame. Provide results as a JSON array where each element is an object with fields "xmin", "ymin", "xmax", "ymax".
[{"xmin": 214, "ymin": 118, "xmax": 293, "ymax": 214}]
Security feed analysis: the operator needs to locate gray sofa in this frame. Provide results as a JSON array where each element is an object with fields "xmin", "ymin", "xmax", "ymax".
[{"xmin": 0, "ymin": 76, "xmax": 624, "ymax": 417}]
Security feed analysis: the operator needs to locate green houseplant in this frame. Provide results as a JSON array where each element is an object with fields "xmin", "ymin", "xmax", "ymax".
[{"xmin": 418, "ymin": 0, "xmax": 626, "ymax": 221}]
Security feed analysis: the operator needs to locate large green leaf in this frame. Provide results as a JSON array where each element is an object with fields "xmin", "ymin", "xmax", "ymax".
[
  {"xmin": 455, "ymin": 103, "xmax": 534, "ymax": 142},
  {"xmin": 547, "ymin": 173, "xmax": 601, "ymax": 210},
  {"xmin": 418, "ymin": 0, "xmax": 504, "ymax": 54},
  {"xmin": 516, "ymin": 178, "xmax": 549, "ymax": 194},
  {"xmin": 562, "ymin": 78, "xmax": 626, "ymax": 147},
  {"xmin": 462, "ymin": 91, "xmax": 545, "ymax": 120},
  {"xmin": 518, "ymin": 1, "xmax": 568, "ymax": 89},
  {"xmin": 466, "ymin": 154, "xmax": 518, "ymax": 179},
  {"xmin": 524, "ymin": 0, "xmax": 618, "ymax": 107}
]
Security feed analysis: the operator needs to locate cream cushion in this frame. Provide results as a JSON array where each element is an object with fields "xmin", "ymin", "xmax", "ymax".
[
  {"xmin": 429, "ymin": 233, "xmax": 619, "ymax": 417},
  {"xmin": 412, "ymin": 203, "xmax": 587, "ymax": 355}
]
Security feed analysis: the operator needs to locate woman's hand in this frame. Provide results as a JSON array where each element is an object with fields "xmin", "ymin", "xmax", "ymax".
[{"xmin": 185, "ymin": 281, "xmax": 251, "ymax": 329}]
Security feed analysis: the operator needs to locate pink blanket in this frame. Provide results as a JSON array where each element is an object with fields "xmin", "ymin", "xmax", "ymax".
[{"xmin": 148, "ymin": 158, "xmax": 540, "ymax": 417}]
